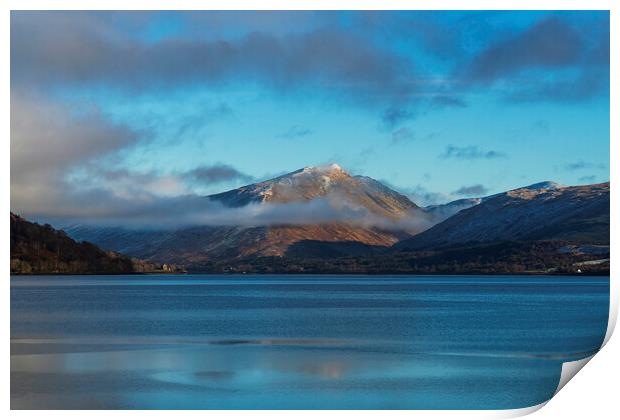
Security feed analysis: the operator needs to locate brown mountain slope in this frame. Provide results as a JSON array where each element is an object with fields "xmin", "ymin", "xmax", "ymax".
[
  {"xmin": 66, "ymin": 223, "xmax": 407, "ymax": 268},
  {"xmin": 65, "ymin": 165, "xmax": 425, "ymax": 266}
]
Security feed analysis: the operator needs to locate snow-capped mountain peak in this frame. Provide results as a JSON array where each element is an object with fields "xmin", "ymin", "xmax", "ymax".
[
  {"xmin": 298, "ymin": 163, "xmax": 345, "ymax": 175},
  {"xmin": 208, "ymin": 164, "xmax": 418, "ymax": 219}
]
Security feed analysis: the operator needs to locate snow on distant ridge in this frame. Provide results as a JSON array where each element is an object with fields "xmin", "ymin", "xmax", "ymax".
[{"xmin": 521, "ymin": 181, "xmax": 562, "ymax": 190}]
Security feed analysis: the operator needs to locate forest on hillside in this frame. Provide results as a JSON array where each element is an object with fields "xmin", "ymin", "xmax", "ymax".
[{"xmin": 10, "ymin": 213, "xmax": 166, "ymax": 274}]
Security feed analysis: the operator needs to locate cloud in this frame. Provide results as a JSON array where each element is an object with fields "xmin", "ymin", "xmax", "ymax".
[
  {"xmin": 440, "ymin": 145, "xmax": 506, "ymax": 160},
  {"xmin": 463, "ymin": 16, "xmax": 609, "ymax": 102},
  {"xmin": 391, "ymin": 127, "xmax": 415, "ymax": 144},
  {"xmin": 11, "ymin": 93, "xmax": 140, "ymax": 182},
  {"xmin": 81, "ymin": 168, "xmax": 192, "ymax": 199},
  {"xmin": 466, "ymin": 17, "xmax": 583, "ymax": 83},
  {"xmin": 76, "ymin": 164, "xmax": 254, "ymax": 201},
  {"xmin": 11, "ymin": 12, "xmax": 417, "ymax": 108},
  {"xmin": 563, "ymin": 161, "xmax": 606, "ymax": 171},
  {"xmin": 10, "ymin": 91, "xmax": 255, "ymax": 223},
  {"xmin": 278, "ymin": 125, "xmax": 313, "ymax": 139},
  {"xmin": 452, "ymin": 184, "xmax": 488, "ymax": 196},
  {"xmin": 10, "ymin": 92, "xmax": 144, "ymax": 213},
  {"xmin": 28, "ymin": 187, "xmax": 433, "ymax": 232},
  {"xmin": 184, "ymin": 164, "xmax": 254, "ymax": 185},
  {"xmin": 505, "ymin": 68, "xmax": 609, "ymax": 103},
  {"xmin": 381, "ymin": 106, "xmax": 415, "ymax": 128}
]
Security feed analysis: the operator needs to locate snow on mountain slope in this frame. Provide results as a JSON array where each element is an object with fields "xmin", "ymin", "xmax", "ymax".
[
  {"xmin": 209, "ymin": 164, "xmax": 419, "ymax": 220},
  {"xmin": 424, "ymin": 180, "xmax": 563, "ymax": 223},
  {"xmin": 397, "ymin": 182, "xmax": 609, "ymax": 250}
]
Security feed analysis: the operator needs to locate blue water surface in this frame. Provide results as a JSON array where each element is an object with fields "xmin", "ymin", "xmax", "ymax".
[{"xmin": 10, "ymin": 275, "xmax": 609, "ymax": 409}]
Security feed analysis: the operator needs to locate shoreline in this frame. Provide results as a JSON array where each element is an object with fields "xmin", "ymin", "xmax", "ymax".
[{"xmin": 9, "ymin": 271, "xmax": 611, "ymax": 277}]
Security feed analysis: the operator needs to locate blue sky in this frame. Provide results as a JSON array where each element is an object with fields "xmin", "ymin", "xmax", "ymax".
[{"xmin": 10, "ymin": 10, "xmax": 609, "ymax": 222}]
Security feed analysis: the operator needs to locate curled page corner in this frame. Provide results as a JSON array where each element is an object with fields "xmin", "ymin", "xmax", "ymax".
[
  {"xmin": 491, "ymin": 401, "xmax": 548, "ymax": 419},
  {"xmin": 553, "ymin": 355, "xmax": 596, "ymax": 397}
]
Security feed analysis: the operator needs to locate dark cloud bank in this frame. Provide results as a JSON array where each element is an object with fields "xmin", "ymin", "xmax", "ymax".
[{"xmin": 463, "ymin": 16, "xmax": 609, "ymax": 102}]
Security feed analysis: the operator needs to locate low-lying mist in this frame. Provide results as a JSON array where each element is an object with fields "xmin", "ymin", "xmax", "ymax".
[{"xmin": 31, "ymin": 191, "xmax": 436, "ymax": 233}]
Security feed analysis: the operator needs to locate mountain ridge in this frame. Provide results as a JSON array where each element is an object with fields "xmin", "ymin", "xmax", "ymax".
[
  {"xmin": 424, "ymin": 180, "xmax": 563, "ymax": 223},
  {"xmin": 397, "ymin": 182, "xmax": 609, "ymax": 251},
  {"xmin": 51, "ymin": 165, "xmax": 609, "ymax": 273}
]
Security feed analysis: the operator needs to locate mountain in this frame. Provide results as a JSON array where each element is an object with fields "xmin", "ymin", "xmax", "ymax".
[
  {"xmin": 424, "ymin": 181, "xmax": 562, "ymax": 223},
  {"xmin": 58, "ymin": 176, "xmax": 609, "ymax": 274},
  {"xmin": 397, "ymin": 182, "xmax": 609, "ymax": 251},
  {"xmin": 193, "ymin": 181, "xmax": 607, "ymax": 275},
  {"xmin": 10, "ymin": 213, "xmax": 167, "ymax": 274},
  {"xmin": 210, "ymin": 164, "xmax": 419, "ymax": 219},
  {"xmin": 66, "ymin": 165, "xmax": 426, "ymax": 268}
]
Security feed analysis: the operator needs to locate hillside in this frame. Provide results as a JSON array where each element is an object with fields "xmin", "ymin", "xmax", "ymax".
[
  {"xmin": 10, "ymin": 213, "xmax": 167, "ymax": 274},
  {"xmin": 423, "ymin": 181, "xmax": 562, "ymax": 223},
  {"xmin": 397, "ymin": 182, "xmax": 609, "ymax": 251}
]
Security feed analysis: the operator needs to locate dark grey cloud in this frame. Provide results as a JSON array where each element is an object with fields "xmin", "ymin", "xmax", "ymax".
[
  {"xmin": 11, "ymin": 92, "xmax": 144, "ymax": 210},
  {"xmin": 463, "ymin": 16, "xmax": 609, "ymax": 102},
  {"xmin": 184, "ymin": 164, "xmax": 254, "ymax": 185},
  {"xmin": 11, "ymin": 12, "xmax": 417, "ymax": 108},
  {"xmin": 278, "ymin": 125, "xmax": 313, "ymax": 139},
  {"xmin": 467, "ymin": 17, "xmax": 583, "ymax": 83},
  {"xmin": 87, "ymin": 165, "xmax": 254, "ymax": 195},
  {"xmin": 452, "ymin": 184, "xmax": 488, "ymax": 196},
  {"xmin": 11, "ymin": 11, "xmax": 609, "ymax": 114},
  {"xmin": 564, "ymin": 161, "xmax": 606, "ymax": 171},
  {"xmin": 440, "ymin": 145, "xmax": 506, "ymax": 160}
]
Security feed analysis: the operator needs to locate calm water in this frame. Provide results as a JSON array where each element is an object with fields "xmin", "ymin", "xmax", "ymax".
[{"xmin": 11, "ymin": 275, "xmax": 609, "ymax": 409}]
